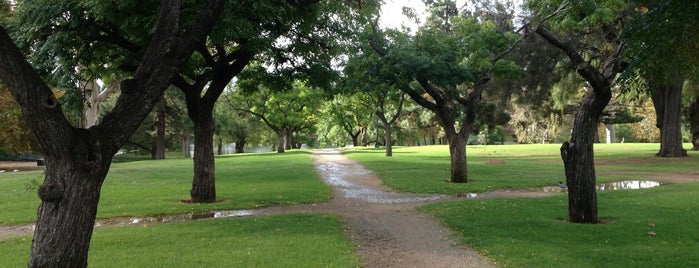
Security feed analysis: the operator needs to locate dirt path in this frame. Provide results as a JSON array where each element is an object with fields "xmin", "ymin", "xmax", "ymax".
[{"xmin": 307, "ymin": 149, "xmax": 494, "ymax": 268}]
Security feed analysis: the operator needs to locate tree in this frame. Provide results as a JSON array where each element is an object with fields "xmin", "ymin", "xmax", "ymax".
[
  {"xmin": 528, "ymin": 0, "xmax": 630, "ymax": 223},
  {"xmin": 0, "ymin": 1, "xmax": 223, "ymax": 266},
  {"xmin": 370, "ymin": 0, "xmax": 521, "ymax": 182},
  {"xmin": 324, "ymin": 94, "xmax": 373, "ymax": 146},
  {"xmin": 624, "ymin": 0, "xmax": 699, "ymax": 157},
  {"xmin": 234, "ymin": 81, "xmax": 324, "ymax": 153}
]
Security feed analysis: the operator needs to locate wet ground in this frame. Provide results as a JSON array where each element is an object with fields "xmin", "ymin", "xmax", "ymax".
[{"xmin": 0, "ymin": 150, "xmax": 686, "ymax": 267}]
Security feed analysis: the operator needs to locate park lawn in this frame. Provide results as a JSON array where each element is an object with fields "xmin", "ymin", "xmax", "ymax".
[
  {"xmin": 343, "ymin": 143, "xmax": 699, "ymax": 194},
  {"xmin": 421, "ymin": 182, "xmax": 699, "ymax": 267},
  {"xmin": 0, "ymin": 213, "xmax": 360, "ymax": 267},
  {"xmin": 0, "ymin": 150, "xmax": 330, "ymax": 225}
]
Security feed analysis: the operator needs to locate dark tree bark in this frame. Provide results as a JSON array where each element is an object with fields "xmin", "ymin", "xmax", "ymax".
[
  {"xmin": 285, "ymin": 128, "xmax": 293, "ymax": 150},
  {"xmin": 181, "ymin": 134, "xmax": 191, "ymax": 158},
  {"xmin": 235, "ymin": 139, "xmax": 245, "ymax": 153},
  {"xmin": 536, "ymin": 26, "xmax": 627, "ymax": 224},
  {"xmin": 190, "ymin": 107, "xmax": 216, "ymax": 202},
  {"xmin": 651, "ymin": 79, "xmax": 687, "ymax": 157},
  {"xmin": 154, "ymin": 102, "xmax": 166, "ymax": 159},
  {"xmin": 275, "ymin": 128, "xmax": 286, "ymax": 153},
  {"xmin": 689, "ymin": 97, "xmax": 699, "ymax": 150},
  {"xmin": 0, "ymin": 1, "xmax": 224, "ymax": 266},
  {"xmin": 350, "ymin": 129, "xmax": 361, "ymax": 147}
]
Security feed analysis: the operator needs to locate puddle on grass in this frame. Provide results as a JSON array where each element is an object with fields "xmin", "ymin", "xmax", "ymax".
[
  {"xmin": 95, "ymin": 210, "xmax": 255, "ymax": 227},
  {"xmin": 317, "ymin": 162, "xmax": 443, "ymax": 203},
  {"xmin": 463, "ymin": 180, "xmax": 663, "ymax": 199}
]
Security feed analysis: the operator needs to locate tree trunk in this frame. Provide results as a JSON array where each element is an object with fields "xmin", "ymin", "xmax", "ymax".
[
  {"xmin": 235, "ymin": 139, "xmax": 245, "ymax": 153},
  {"xmin": 190, "ymin": 109, "xmax": 216, "ymax": 203},
  {"xmin": 689, "ymin": 98, "xmax": 699, "ymax": 150},
  {"xmin": 217, "ymin": 138, "xmax": 223, "ymax": 155},
  {"xmin": 652, "ymin": 81, "xmax": 687, "ymax": 157},
  {"xmin": 350, "ymin": 130, "xmax": 360, "ymax": 147},
  {"xmin": 560, "ymin": 88, "xmax": 610, "ymax": 224},
  {"xmin": 154, "ymin": 105, "xmax": 166, "ymax": 159},
  {"xmin": 285, "ymin": 129, "xmax": 293, "ymax": 150},
  {"xmin": 383, "ymin": 122, "xmax": 393, "ymax": 157},
  {"xmin": 181, "ymin": 134, "xmax": 191, "ymax": 158},
  {"xmin": 447, "ymin": 133, "xmax": 468, "ymax": 183},
  {"xmin": 29, "ymin": 134, "xmax": 112, "ymax": 267},
  {"xmin": 276, "ymin": 129, "xmax": 286, "ymax": 153},
  {"xmin": 605, "ymin": 124, "xmax": 615, "ymax": 144}
]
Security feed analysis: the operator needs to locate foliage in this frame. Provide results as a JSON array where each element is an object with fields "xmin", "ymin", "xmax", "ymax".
[
  {"xmin": 0, "ymin": 84, "xmax": 37, "ymax": 153},
  {"xmin": 0, "ymin": 214, "xmax": 360, "ymax": 267}
]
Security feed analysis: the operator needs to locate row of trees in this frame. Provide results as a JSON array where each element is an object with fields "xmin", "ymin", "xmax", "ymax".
[{"xmin": 0, "ymin": 0, "xmax": 697, "ymax": 266}]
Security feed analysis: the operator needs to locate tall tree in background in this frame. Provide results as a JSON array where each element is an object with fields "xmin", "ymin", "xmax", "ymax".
[
  {"xmin": 624, "ymin": 0, "xmax": 699, "ymax": 156},
  {"xmin": 529, "ymin": 0, "xmax": 630, "ymax": 223},
  {"xmin": 371, "ymin": 0, "xmax": 521, "ymax": 182},
  {"xmin": 0, "ymin": 1, "xmax": 223, "ymax": 266}
]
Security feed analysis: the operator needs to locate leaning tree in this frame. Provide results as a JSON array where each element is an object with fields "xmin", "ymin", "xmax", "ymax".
[
  {"xmin": 528, "ymin": 0, "xmax": 631, "ymax": 223},
  {"xmin": 0, "ymin": 1, "xmax": 223, "ymax": 266}
]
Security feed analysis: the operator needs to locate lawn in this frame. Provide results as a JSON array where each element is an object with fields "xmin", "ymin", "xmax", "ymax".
[
  {"xmin": 346, "ymin": 143, "xmax": 699, "ymax": 267},
  {"xmin": 343, "ymin": 143, "xmax": 699, "ymax": 194},
  {"xmin": 0, "ymin": 150, "xmax": 330, "ymax": 225},
  {"xmin": 0, "ymin": 213, "xmax": 360, "ymax": 267}
]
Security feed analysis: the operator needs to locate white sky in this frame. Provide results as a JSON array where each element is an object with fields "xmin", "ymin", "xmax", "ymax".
[{"xmin": 379, "ymin": 0, "xmax": 525, "ymax": 31}]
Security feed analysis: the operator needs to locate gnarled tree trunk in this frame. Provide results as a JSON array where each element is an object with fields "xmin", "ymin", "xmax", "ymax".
[
  {"xmin": 560, "ymin": 87, "xmax": 610, "ymax": 224},
  {"xmin": 0, "ymin": 1, "xmax": 225, "ymax": 265}
]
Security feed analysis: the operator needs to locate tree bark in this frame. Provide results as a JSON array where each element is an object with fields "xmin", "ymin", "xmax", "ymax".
[
  {"xmin": 154, "ymin": 103, "xmax": 166, "ymax": 159},
  {"xmin": 447, "ymin": 133, "xmax": 468, "ymax": 183},
  {"xmin": 651, "ymin": 80, "xmax": 687, "ymax": 157},
  {"xmin": 276, "ymin": 129, "xmax": 286, "ymax": 153},
  {"xmin": 190, "ymin": 108, "xmax": 216, "ymax": 202},
  {"xmin": 181, "ymin": 134, "xmax": 191, "ymax": 158},
  {"xmin": 689, "ymin": 97, "xmax": 699, "ymax": 150},
  {"xmin": 235, "ymin": 139, "xmax": 245, "ymax": 153},
  {"xmin": 560, "ymin": 88, "xmax": 609, "ymax": 224},
  {"xmin": 0, "ymin": 1, "xmax": 225, "ymax": 266},
  {"xmin": 383, "ymin": 121, "xmax": 393, "ymax": 156}
]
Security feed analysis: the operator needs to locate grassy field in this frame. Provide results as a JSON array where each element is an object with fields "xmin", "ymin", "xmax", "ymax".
[
  {"xmin": 2, "ymin": 144, "xmax": 697, "ymax": 267},
  {"xmin": 346, "ymin": 143, "xmax": 699, "ymax": 267},
  {"xmin": 0, "ymin": 151, "xmax": 330, "ymax": 225},
  {"xmin": 0, "ymin": 213, "xmax": 360, "ymax": 267},
  {"xmin": 343, "ymin": 143, "xmax": 698, "ymax": 194}
]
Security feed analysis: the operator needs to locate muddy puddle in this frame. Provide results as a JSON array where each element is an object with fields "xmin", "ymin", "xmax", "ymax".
[
  {"xmin": 464, "ymin": 180, "xmax": 663, "ymax": 199},
  {"xmin": 95, "ymin": 210, "xmax": 255, "ymax": 227}
]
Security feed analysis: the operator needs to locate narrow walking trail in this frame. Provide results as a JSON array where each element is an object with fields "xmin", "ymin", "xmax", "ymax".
[{"xmin": 307, "ymin": 149, "xmax": 494, "ymax": 268}]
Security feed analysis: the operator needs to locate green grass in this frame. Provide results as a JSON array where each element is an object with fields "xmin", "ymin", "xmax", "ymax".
[
  {"xmin": 343, "ymin": 143, "xmax": 699, "ymax": 194},
  {"xmin": 346, "ymin": 143, "xmax": 699, "ymax": 267},
  {"xmin": 0, "ymin": 150, "xmax": 330, "ymax": 225},
  {"xmin": 421, "ymin": 183, "xmax": 699, "ymax": 267},
  {"xmin": 0, "ymin": 213, "xmax": 360, "ymax": 267}
]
